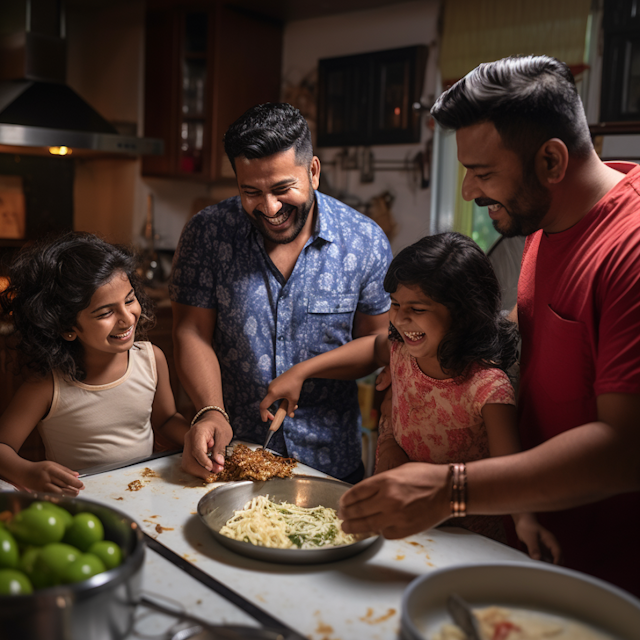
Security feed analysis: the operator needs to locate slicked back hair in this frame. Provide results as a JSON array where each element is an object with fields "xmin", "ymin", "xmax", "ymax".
[
  {"xmin": 431, "ymin": 55, "xmax": 593, "ymax": 166},
  {"xmin": 223, "ymin": 103, "xmax": 313, "ymax": 172}
]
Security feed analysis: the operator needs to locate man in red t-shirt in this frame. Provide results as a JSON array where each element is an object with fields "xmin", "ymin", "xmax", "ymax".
[{"xmin": 337, "ymin": 55, "xmax": 640, "ymax": 596}]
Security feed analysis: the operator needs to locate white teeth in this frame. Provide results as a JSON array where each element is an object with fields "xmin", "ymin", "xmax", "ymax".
[
  {"xmin": 265, "ymin": 211, "xmax": 289, "ymax": 225},
  {"xmin": 404, "ymin": 331, "xmax": 424, "ymax": 341},
  {"xmin": 112, "ymin": 326, "xmax": 133, "ymax": 339},
  {"xmin": 488, "ymin": 204, "xmax": 502, "ymax": 212}
]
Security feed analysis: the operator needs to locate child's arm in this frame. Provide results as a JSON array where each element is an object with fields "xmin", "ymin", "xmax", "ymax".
[
  {"xmin": 0, "ymin": 377, "xmax": 85, "ymax": 495},
  {"xmin": 374, "ymin": 401, "xmax": 410, "ymax": 473},
  {"xmin": 259, "ymin": 334, "xmax": 390, "ymax": 423},
  {"xmin": 482, "ymin": 403, "xmax": 562, "ymax": 563},
  {"xmin": 150, "ymin": 346, "xmax": 190, "ymax": 448}
]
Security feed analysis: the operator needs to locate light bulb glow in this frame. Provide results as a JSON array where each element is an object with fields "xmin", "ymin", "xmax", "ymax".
[{"xmin": 49, "ymin": 146, "xmax": 72, "ymax": 156}]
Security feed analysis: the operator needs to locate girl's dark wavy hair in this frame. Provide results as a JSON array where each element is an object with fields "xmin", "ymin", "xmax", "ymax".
[
  {"xmin": 0, "ymin": 231, "xmax": 154, "ymax": 381},
  {"xmin": 384, "ymin": 232, "xmax": 519, "ymax": 379}
]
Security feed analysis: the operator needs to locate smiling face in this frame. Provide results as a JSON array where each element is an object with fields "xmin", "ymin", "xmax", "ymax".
[
  {"xmin": 235, "ymin": 147, "xmax": 320, "ymax": 246},
  {"xmin": 67, "ymin": 271, "xmax": 141, "ymax": 356},
  {"xmin": 457, "ymin": 121, "xmax": 552, "ymax": 237},
  {"xmin": 389, "ymin": 284, "xmax": 452, "ymax": 378}
]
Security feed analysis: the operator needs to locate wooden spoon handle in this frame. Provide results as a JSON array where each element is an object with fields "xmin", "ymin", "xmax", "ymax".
[{"xmin": 269, "ymin": 399, "xmax": 289, "ymax": 432}]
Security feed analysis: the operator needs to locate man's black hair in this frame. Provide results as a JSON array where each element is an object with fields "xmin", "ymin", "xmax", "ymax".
[
  {"xmin": 431, "ymin": 55, "xmax": 593, "ymax": 164},
  {"xmin": 223, "ymin": 103, "xmax": 313, "ymax": 171}
]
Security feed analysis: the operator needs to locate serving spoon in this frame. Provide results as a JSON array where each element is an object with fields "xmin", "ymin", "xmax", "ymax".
[{"xmin": 446, "ymin": 594, "xmax": 482, "ymax": 640}]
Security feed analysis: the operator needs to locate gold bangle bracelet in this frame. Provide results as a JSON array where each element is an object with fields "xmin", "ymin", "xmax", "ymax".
[
  {"xmin": 449, "ymin": 462, "xmax": 467, "ymax": 518},
  {"xmin": 190, "ymin": 405, "xmax": 230, "ymax": 427}
]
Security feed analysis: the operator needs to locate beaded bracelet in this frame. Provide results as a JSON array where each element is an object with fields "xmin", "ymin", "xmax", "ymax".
[
  {"xmin": 449, "ymin": 462, "xmax": 467, "ymax": 518},
  {"xmin": 190, "ymin": 405, "xmax": 230, "ymax": 427}
]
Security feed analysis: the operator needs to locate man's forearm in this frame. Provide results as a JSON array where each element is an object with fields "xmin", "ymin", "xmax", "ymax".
[
  {"xmin": 467, "ymin": 421, "xmax": 640, "ymax": 515},
  {"xmin": 174, "ymin": 330, "xmax": 225, "ymax": 411}
]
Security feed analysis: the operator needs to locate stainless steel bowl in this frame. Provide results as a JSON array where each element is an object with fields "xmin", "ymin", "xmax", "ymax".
[
  {"xmin": 0, "ymin": 491, "xmax": 145, "ymax": 640},
  {"xmin": 197, "ymin": 476, "xmax": 379, "ymax": 564},
  {"xmin": 401, "ymin": 562, "xmax": 640, "ymax": 640}
]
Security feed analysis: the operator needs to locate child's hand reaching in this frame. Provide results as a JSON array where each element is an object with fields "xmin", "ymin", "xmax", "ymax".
[
  {"xmin": 259, "ymin": 367, "xmax": 303, "ymax": 424},
  {"xmin": 26, "ymin": 461, "xmax": 85, "ymax": 496},
  {"xmin": 512, "ymin": 513, "xmax": 561, "ymax": 564}
]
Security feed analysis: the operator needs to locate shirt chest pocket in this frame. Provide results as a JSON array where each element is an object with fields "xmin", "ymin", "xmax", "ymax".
[
  {"xmin": 538, "ymin": 305, "xmax": 594, "ymax": 402},
  {"xmin": 306, "ymin": 293, "xmax": 358, "ymax": 355}
]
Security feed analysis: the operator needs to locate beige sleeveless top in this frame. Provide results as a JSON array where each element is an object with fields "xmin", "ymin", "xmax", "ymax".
[{"xmin": 38, "ymin": 341, "xmax": 156, "ymax": 470}]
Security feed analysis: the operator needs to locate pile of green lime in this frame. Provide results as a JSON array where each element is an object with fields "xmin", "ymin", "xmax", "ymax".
[{"xmin": 0, "ymin": 501, "xmax": 124, "ymax": 596}]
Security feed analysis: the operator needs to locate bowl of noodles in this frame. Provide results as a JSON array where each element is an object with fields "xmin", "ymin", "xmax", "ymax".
[{"xmin": 197, "ymin": 476, "xmax": 380, "ymax": 564}]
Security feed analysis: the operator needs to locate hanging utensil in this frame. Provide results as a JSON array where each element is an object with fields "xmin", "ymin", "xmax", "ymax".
[{"xmin": 262, "ymin": 399, "xmax": 288, "ymax": 450}]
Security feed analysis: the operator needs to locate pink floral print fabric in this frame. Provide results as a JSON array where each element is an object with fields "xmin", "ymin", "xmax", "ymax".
[{"xmin": 389, "ymin": 341, "xmax": 515, "ymax": 464}]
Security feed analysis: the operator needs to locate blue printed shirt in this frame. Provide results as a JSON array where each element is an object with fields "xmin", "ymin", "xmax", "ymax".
[{"xmin": 169, "ymin": 191, "xmax": 392, "ymax": 477}]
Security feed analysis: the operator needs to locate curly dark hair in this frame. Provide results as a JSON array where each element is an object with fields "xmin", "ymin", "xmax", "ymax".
[
  {"xmin": 0, "ymin": 231, "xmax": 155, "ymax": 381},
  {"xmin": 431, "ymin": 55, "xmax": 593, "ymax": 168},
  {"xmin": 223, "ymin": 102, "xmax": 313, "ymax": 172},
  {"xmin": 384, "ymin": 232, "xmax": 519, "ymax": 378}
]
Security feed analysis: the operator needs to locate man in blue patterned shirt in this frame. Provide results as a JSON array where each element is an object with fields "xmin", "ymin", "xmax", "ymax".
[{"xmin": 170, "ymin": 103, "xmax": 392, "ymax": 482}]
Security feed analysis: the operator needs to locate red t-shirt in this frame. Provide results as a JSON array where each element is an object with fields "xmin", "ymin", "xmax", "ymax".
[{"xmin": 518, "ymin": 162, "xmax": 640, "ymax": 595}]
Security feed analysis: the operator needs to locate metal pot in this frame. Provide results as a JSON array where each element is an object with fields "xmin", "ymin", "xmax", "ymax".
[{"xmin": 0, "ymin": 491, "xmax": 145, "ymax": 640}]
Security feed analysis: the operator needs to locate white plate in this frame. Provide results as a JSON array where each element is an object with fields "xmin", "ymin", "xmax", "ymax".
[{"xmin": 401, "ymin": 562, "xmax": 640, "ymax": 640}]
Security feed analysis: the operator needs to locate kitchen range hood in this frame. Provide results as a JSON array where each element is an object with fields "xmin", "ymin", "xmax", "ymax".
[{"xmin": 0, "ymin": 0, "xmax": 163, "ymax": 157}]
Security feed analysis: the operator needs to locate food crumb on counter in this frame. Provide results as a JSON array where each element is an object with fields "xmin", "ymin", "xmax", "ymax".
[
  {"xmin": 141, "ymin": 467, "xmax": 159, "ymax": 478},
  {"xmin": 127, "ymin": 479, "xmax": 143, "ymax": 491},
  {"xmin": 155, "ymin": 524, "xmax": 174, "ymax": 533},
  {"xmin": 359, "ymin": 607, "xmax": 396, "ymax": 624},
  {"xmin": 395, "ymin": 553, "xmax": 405, "ymax": 561},
  {"xmin": 115, "ymin": 497, "xmax": 123, "ymax": 500}
]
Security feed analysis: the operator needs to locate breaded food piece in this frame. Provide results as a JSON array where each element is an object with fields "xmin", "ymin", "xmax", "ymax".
[{"xmin": 205, "ymin": 444, "xmax": 297, "ymax": 483}]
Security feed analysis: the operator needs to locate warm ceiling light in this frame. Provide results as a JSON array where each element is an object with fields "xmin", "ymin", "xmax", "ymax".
[{"xmin": 49, "ymin": 146, "xmax": 72, "ymax": 156}]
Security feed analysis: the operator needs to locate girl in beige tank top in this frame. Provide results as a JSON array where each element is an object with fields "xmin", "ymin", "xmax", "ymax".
[{"xmin": 0, "ymin": 232, "xmax": 189, "ymax": 495}]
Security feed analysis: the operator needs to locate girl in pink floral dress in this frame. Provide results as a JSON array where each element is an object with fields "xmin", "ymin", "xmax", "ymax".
[{"xmin": 262, "ymin": 232, "xmax": 560, "ymax": 561}]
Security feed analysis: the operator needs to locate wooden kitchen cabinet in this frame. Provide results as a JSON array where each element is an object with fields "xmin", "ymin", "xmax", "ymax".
[
  {"xmin": 317, "ymin": 45, "xmax": 428, "ymax": 147},
  {"xmin": 600, "ymin": 0, "xmax": 640, "ymax": 123},
  {"xmin": 142, "ymin": 2, "xmax": 282, "ymax": 181}
]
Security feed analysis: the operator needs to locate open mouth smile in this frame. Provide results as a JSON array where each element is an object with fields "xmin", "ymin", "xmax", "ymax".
[
  {"xmin": 261, "ymin": 207, "xmax": 293, "ymax": 227},
  {"xmin": 110, "ymin": 325, "xmax": 134, "ymax": 340},
  {"xmin": 403, "ymin": 330, "xmax": 425, "ymax": 343}
]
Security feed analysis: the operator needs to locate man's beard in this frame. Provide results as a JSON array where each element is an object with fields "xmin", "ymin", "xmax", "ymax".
[
  {"xmin": 477, "ymin": 171, "xmax": 552, "ymax": 238},
  {"xmin": 248, "ymin": 186, "xmax": 315, "ymax": 245}
]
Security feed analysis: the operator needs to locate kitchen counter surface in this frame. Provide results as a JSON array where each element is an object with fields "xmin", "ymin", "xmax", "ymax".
[{"xmin": 78, "ymin": 446, "xmax": 533, "ymax": 640}]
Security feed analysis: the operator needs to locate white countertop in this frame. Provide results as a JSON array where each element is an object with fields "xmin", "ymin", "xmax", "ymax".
[{"xmin": 76, "ymin": 446, "xmax": 533, "ymax": 640}]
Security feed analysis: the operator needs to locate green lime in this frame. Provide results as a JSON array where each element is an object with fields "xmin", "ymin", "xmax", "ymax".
[
  {"xmin": 63, "ymin": 513, "xmax": 104, "ymax": 552},
  {"xmin": 33, "ymin": 543, "xmax": 82, "ymax": 588},
  {"xmin": 88, "ymin": 540, "xmax": 122, "ymax": 570},
  {"xmin": 19, "ymin": 547, "xmax": 40, "ymax": 584},
  {"xmin": 6, "ymin": 508, "xmax": 65, "ymax": 546},
  {"xmin": 0, "ymin": 568, "xmax": 33, "ymax": 595},
  {"xmin": 30, "ymin": 502, "xmax": 74, "ymax": 530},
  {"xmin": 62, "ymin": 553, "xmax": 105, "ymax": 584},
  {"xmin": 0, "ymin": 527, "xmax": 19, "ymax": 569}
]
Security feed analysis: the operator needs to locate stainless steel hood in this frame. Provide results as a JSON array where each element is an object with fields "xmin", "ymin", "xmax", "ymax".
[{"xmin": 0, "ymin": 0, "xmax": 163, "ymax": 157}]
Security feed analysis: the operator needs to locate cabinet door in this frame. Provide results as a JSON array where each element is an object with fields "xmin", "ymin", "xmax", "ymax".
[
  {"xmin": 371, "ymin": 46, "xmax": 427, "ymax": 144},
  {"xmin": 317, "ymin": 56, "xmax": 372, "ymax": 147},
  {"xmin": 142, "ymin": 4, "xmax": 282, "ymax": 182},
  {"xmin": 208, "ymin": 5, "xmax": 283, "ymax": 181},
  {"xmin": 600, "ymin": 0, "xmax": 640, "ymax": 123},
  {"xmin": 317, "ymin": 45, "xmax": 428, "ymax": 147}
]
